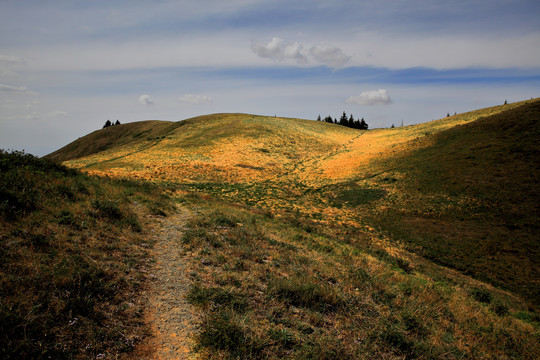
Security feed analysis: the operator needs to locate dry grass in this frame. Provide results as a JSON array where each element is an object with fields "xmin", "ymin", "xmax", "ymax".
[
  {"xmin": 0, "ymin": 150, "xmax": 173, "ymax": 359},
  {"xmin": 175, "ymin": 197, "xmax": 539, "ymax": 359},
  {"xmin": 44, "ymin": 98, "xmax": 540, "ymax": 358}
]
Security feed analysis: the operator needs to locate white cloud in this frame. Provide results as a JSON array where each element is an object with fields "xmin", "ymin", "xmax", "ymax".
[
  {"xmin": 178, "ymin": 94, "xmax": 213, "ymax": 105},
  {"xmin": 138, "ymin": 94, "xmax": 154, "ymax": 105},
  {"xmin": 251, "ymin": 37, "xmax": 308, "ymax": 64},
  {"xmin": 0, "ymin": 55, "xmax": 24, "ymax": 64},
  {"xmin": 309, "ymin": 44, "xmax": 350, "ymax": 68},
  {"xmin": 26, "ymin": 110, "xmax": 68, "ymax": 120},
  {"xmin": 0, "ymin": 83, "xmax": 37, "ymax": 95},
  {"xmin": 25, "ymin": 100, "xmax": 40, "ymax": 109},
  {"xmin": 252, "ymin": 38, "xmax": 351, "ymax": 69},
  {"xmin": 346, "ymin": 89, "xmax": 392, "ymax": 105},
  {"xmin": 50, "ymin": 110, "xmax": 68, "ymax": 117}
]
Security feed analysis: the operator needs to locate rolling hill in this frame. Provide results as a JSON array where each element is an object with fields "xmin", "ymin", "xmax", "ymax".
[
  {"xmin": 33, "ymin": 98, "xmax": 540, "ymax": 358},
  {"xmin": 47, "ymin": 99, "xmax": 540, "ymax": 303}
]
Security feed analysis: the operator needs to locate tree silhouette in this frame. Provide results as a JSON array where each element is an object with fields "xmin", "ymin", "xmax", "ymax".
[
  {"xmin": 359, "ymin": 118, "xmax": 368, "ymax": 130},
  {"xmin": 348, "ymin": 114, "xmax": 355, "ymax": 128},
  {"xmin": 115, "ymin": 120, "xmax": 121, "ymax": 125},
  {"xmin": 103, "ymin": 120, "xmax": 112, "ymax": 128},
  {"xmin": 339, "ymin": 111, "xmax": 348, "ymax": 126}
]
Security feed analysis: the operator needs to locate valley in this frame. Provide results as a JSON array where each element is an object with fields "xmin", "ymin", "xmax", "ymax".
[{"xmin": 1, "ymin": 98, "xmax": 538, "ymax": 359}]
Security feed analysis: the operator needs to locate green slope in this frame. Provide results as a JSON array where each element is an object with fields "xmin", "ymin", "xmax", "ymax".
[
  {"xmin": 367, "ymin": 100, "xmax": 540, "ymax": 303},
  {"xmin": 46, "ymin": 120, "xmax": 180, "ymax": 162}
]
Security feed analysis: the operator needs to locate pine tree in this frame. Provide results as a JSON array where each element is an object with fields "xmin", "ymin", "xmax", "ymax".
[
  {"xmin": 103, "ymin": 120, "xmax": 112, "ymax": 128},
  {"xmin": 339, "ymin": 111, "xmax": 348, "ymax": 126},
  {"xmin": 317, "ymin": 115, "xmax": 321, "ymax": 122},
  {"xmin": 348, "ymin": 114, "xmax": 355, "ymax": 128},
  {"xmin": 359, "ymin": 118, "xmax": 368, "ymax": 130},
  {"xmin": 115, "ymin": 120, "xmax": 121, "ymax": 125}
]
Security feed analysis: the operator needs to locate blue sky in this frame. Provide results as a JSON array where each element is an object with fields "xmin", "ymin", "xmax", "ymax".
[{"xmin": 1, "ymin": 0, "xmax": 539, "ymax": 156}]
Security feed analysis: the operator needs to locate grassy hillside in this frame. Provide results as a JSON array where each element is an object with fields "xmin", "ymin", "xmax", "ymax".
[
  {"xmin": 43, "ymin": 98, "xmax": 540, "ymax": 358},
  {"xmin": 174, "ymin": 195, "xmax": 539, "ymax": 359},
  {"xmin": 53, "ymin": 113, "xmax": 357, "ymax": 183},
  {"xmin": 50, "ymin": 100, "xmax": 540, "ymax": 303},
  {"xmin": 47, "ymin": 120, "xmax": 180, "ymax": 162},
  {"xmin": 365, "ymin": 100, "xmax": 540, "ymax": 303},
  {"xmin": 0, "ymin": 150, "xmax": 172, "ymax": 359}
]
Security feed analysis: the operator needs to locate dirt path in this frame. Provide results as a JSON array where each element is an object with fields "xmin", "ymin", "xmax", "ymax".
[{"xmin": 132, "ymin": 206, "xmax": 199, "ymax": 360}]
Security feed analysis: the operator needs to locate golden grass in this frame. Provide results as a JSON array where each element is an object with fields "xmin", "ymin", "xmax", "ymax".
[{"xmin": 40, "ymin": 98, "xmax": 540, "ymax": 358}]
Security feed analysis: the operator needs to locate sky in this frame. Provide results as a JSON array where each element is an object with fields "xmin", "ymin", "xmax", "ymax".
[{"xmin": 1, "ymin": 0, "xmax": 539, "ymax": 156}]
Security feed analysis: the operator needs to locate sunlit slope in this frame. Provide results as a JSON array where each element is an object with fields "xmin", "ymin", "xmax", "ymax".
[
  {"xmin": 294, "ymin": 100, "xmax": 533, "ymax": 182},
  {"xmin": 54, "ymin": 100, "xmax": 533, "ymax": 186},
  {"xmin": 59, "ymin": 113, "xmax": 357, "ymax": 183}
]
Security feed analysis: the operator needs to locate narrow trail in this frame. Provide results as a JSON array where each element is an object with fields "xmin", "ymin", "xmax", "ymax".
[{"xmin": 132, "ymin": 206, "xmax": 199, "ymax": 360}]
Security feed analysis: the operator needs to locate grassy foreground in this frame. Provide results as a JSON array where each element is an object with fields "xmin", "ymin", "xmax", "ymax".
[
  {"xmin": 177, "ymin": 195, "xmax": 539, "ymax": 359},
  {"xmin": 0, "ymin": 150, "xmax": 172, "ymax": 359}
]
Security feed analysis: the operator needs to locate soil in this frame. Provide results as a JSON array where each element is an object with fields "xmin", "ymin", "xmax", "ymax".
[{"xmin": 129, "ymin": 206, "xmax": 199, "ymax": 360}]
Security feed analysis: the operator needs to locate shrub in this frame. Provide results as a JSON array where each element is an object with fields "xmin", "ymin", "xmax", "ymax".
[
  {"xmin": 492, "ymin": 300, "xmax": 509, "ymax": 316},
  {"xmin": 471, "ymin": 288, "xmax": 493, "ymax": 304},
  {"xmin": 92, "ymin": 199, "xmax": 123, "ymax": 219}
]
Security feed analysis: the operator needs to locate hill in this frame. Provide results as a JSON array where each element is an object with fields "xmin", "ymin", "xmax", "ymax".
[
  {"xmin": 48, "ymin": 100, "xmax": 540, "ymax": 304},
  {"xmin": 37, "ymin": 98, "xmax": 540, "ymax": 358},
  {"xmin": 47, "ymin": 120, "xmax": 180, "ymax": 162}
]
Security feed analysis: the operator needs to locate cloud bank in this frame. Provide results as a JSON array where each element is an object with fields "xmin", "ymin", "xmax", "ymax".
[{"xmin": 346, "ymin": 89, "xmax": 392, "ymax": 105}]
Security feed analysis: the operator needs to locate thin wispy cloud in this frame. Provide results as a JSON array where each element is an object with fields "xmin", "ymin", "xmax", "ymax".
[
  {"xmin": 26, "ymin": 110, "xmax": 68, "ymax": 120},
  {"xmin": 346, "ymin": 89, "xmax": 392, "ymax": 105},
  {"xmin": 178, "ymin": 94, "xmax": 213, "ymax": 105},
  {"xmin": 0, "ymin": 83, "xmax": 37, "ymax": 95},
  {"xmin": 0, "ymin": 54, "xmax": 24, "ymax": 64}
]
